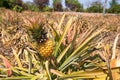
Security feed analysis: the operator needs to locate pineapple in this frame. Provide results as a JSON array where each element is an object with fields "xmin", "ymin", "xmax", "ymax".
[
  {"xmin": 38, "ymin": 39, "xmax": 54, "ymax": 58},
  {"xmin": 29, "ymin": 25, "xmax": 54, "ymax": 58}
]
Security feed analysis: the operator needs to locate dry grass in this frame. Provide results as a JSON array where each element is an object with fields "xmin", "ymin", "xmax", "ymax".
[
  {"xmin": 0, "ymin": 8, "xmax": 120, "ymax": 79},
  {"xmin": 0, "ymin": 9, "xmax": 120, "ymax": 55}
]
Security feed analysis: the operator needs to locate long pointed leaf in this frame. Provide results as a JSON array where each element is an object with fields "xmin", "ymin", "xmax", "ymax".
[
  {"xmin": 59, "ymin": 27, "xmax": 104, "ymax": 70},
  {"xmin": 54, "ymin": 18, "xmax": 73, "ymax": 57},
  {"xmin": 12, "ymin": 48, "xmax": 22, "ymax": 68},
  {"xmin": 57, "ymin": 43, "xmax": 71, "ymax": 63},
  {"xmin": 57, "ymin": 14, "xmax": 66, "ymax": 32},
  {"xmin": 45, "ymin": 60, "xmax": 52, "ymax": 80}
]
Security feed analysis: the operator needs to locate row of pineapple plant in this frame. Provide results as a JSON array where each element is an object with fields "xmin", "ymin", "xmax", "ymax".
[{"xmin": 0, "ymin": 9, "xmax": 120, "ymax": 80}]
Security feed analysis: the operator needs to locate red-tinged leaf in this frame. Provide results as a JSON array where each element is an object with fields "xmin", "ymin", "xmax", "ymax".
[
  {"xmin": 62, "ymin": 38, "xmax": 66, "ymax": 46},
  {"xmin": 67, "ymin": 27, "xmax": 72, "ymax": 44},
  {"xmin": 0, "ymin": 55, "xmax": 12, "ymax": 76},
  {"xmin": 110, "ymin": 59, "xmax": 116, "ymax": 68}
]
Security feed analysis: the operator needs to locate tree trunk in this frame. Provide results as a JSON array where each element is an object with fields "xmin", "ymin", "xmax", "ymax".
[{"xmin": 103, "ymin": 0, "xmax": 107, "ymax": 15}]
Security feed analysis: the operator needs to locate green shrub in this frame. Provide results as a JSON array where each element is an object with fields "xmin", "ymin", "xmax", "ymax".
[
  {"xmin": 86, "ymin": 1, "xmax": 103, "ymax": 13},
  {"xmin": 1, "ymin": 0, "xmax": 15, "ymax": 9},
  {"xmin": 87, "ymin": 6, "xmax": 103, "ymax": 13},
  {"xmin": 13, "ymin": 5, "xmax": 23, "ymax": 12},
  {"xmin": 42, "ymin": 6, "xmax": 53, "ymax": 12},
  {"xmin": 28, "ymin": 5, "xmax": 39, "ymax": 12},
  {"xmin": 66, "ymin": 0, "xmax": 83, "ymax": 12}
]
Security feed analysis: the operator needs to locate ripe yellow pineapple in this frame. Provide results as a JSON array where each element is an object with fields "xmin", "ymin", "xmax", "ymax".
[
  {"xmin": 38, "ymin": 39, "xmax": 54, "ymax": 58},
  {"xmin": 29, "ymin": 25, "xmax": 54, "ymax": 58}
]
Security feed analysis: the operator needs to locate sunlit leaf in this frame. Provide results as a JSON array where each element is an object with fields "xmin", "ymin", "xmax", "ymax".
[{"xmin": 54, "ymin": 17, "xmax": 73, "ymax": 57}]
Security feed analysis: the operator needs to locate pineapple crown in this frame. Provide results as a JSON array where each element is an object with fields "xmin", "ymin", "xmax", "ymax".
[{"xmin": 29, "ymin": 24, "xmax": 48, "ymax": 43}]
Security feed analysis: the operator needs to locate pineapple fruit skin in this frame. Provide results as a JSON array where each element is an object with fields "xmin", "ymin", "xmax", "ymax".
[{"xmin": 38, "ymin": 39, "xmax": 54, "ymax": 58}]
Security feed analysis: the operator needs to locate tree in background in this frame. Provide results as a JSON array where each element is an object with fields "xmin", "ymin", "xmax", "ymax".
[
  {"xmin": 0, "ymin": 0, "xmax": 3, "ymax": 7},
  {"xmin": 107, "ymin": 4, "xmax": 120, "ymax": 13},
  {"xmin": 33, "ymin": 0, "xmax": 49, "ymax": 10},
  {"xmin": 1, "ymin": 0, "xmax": 120, "ymax": 13},
  {"xmin": 66, "ymin": 0, "xmax": 83, "ymax": 12},
  {"xmin": 107, "ymin": 0, "xmax": 120, "ymax": 13},
  {"xmin": 13, "ymin": 0, "xmax": 25, "ymax": 12},
  {"xmin": 110, "ymin": 0, "xmax": 118, "ymax": 7},
  {"xmin": 53, "ymin": 0, "xmax": 63, "ymax": 11},
  {"xmin": 15, "ymin": 0, "xmax": 22, "ymax": 6},
  {"xmin": 0, "ymin": 0, "xmax": 15, "ymax": 9},
  {"xmin": 22, "ymin": 1, "xmax": 39, "ymax": 11},
  {"xmin": 86, "ymin": 1, "xmax": 103, "ymax": 13},
  {"xmin": 0, "ymin": 0, "xmax": 27, "ymax": 12}
]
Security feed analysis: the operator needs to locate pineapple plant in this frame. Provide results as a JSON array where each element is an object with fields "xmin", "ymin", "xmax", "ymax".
[
  {"xmin": 29, "ymin": 24, "xmax": 54, "ymax": 58},
  {"xmin": 1, "ymin": 10, "xmax": 120, "ymax": 80},
  {"xmin": 22, "ymin": 15, "xmax": 54, "ymax": 58}
]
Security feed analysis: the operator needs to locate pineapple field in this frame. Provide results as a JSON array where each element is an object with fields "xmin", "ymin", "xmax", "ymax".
[{"xmin": 0, "ymin": 8, "xmax": 120, "ymax": 80}]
